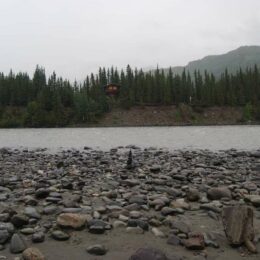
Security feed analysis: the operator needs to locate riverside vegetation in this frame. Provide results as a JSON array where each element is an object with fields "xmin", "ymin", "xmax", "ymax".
[
  {"xmin": 0, "ymin": 65, "xmax": 260, "ymax": 127},
  {"xmin": 0, "ymin": 147, "xmax": 260, "ymax": 259}
]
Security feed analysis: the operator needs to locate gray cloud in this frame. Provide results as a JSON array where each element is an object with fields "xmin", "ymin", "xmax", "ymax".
[{"xmin": 0, "ymin": 0, "xmax": 259, "ymax": 80}]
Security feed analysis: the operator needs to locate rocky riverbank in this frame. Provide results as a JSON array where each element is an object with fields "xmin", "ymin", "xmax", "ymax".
[{"xmin": 0, "ymin": 147, "xmax": 260, "ymax": 259}]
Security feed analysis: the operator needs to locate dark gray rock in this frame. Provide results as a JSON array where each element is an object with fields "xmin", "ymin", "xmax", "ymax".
[
  {"xmin": 187, "ymin": 188, "xmax": 200, "ymax": 202},
  {"xmin": 24, "ymin": 207, "xmax": 41, "ymax": 219},
  {"xmin": 32, "ymin": 232, "xmax": 45, "ymax": 243},
  {"xmin": 10, "ymin": 233, "xmax": 27, "ymax": 254},
  {"xmin": 35, "ymin": 188, "xmax": 49, "ymax": 199},
  {"xmin": 207, "ymin": 187, "xmax": 231, "ymax": 200},
  {"xmin": 167, "ymin": 234, "xmax": 181, "ymax": 246},
  {"xmin": 170, "ymin": 221, "xmax": 191, "ymax": 234},
  {"xmin": 51, "ymin": 230, "xmax": 70, "ymax": 241},
  {"xmin": 0, "ymin": 230, "xmax": 10, "ymax": 244},
  {"xmin": 11, "ymin": 214, "xmax": 29, "ymax": 228},
  {"xmin": 128, "ymin": 219, "xmax": 149, "ymax": 231},
  {"xmin": 88, "ymin": 220, "xmax": 111, "ymax": 234}
]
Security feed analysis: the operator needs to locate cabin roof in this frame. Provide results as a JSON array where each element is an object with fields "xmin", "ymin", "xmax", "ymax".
[{"xmin": 104, "ymin": 83, "xmax": 121, "ymax": 88}]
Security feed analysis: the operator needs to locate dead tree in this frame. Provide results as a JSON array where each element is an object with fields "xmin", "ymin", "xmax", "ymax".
[{"xmin": 222, "ymin": 206, "xmax": 257, "ymax": 253}]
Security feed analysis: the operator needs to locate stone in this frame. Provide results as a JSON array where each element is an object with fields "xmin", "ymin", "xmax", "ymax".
[
  {"xmin": 0, "ymin": 222, "xmax": 15, "ymax": 234},
  {"xmin": 207, "ymin": 187, "xmax": 231, "ymax": 200},
  {"xmin": 250, "ymin": 196, "xmax": 260, "ymax": 207},
  {"xmin": 62, "ymin": 208, "xmax": 82, "ymax": 213},
  {"xmin": 128, "ymin": 195, "xmax": 147, "ymax": 205},
  {"xmin": 11, "ymin": 214, "xmax": 29, "ymax": 228},
  {"xmin": 151, "ymin": 228, "xmax": 165, "ymax": 238},
  {"xmin": 24, "ymin": 196, "xmax": 38, "ymax": 206},
  {"xmin": 86, "ymin": 244, "xmax": 107, "ymax": 255},
  {"xmin": 128, "ymin": 219, "xmax": 149, "ymax": 231},
  {"xmin": 43, "ymin": 206, "xmax": 58, "ymax": 215},
  {"xmin": 35, "ymin": 188, "xmax": 49, "ymax": 199},
  {"xmin": 0, "ymin": 214, "xmax": 9, "ymax": 222},
  {"xmin": 87, "ymin": 219, "xmax": 111, "ymax": 234},
  {"xmin": 20, "ymin": 228, "xmax": 35, "ymax": 235},
  {"xmin": 51, "ymin": 230, "xmax": 70, "ymax": 241},
  {"xmin": 243, "ymin": 182, "xmax": 257, "ymax": 191},
  {"xmin": 24, "ymin": 207, "xmax": 41, "ymax": 219},
  {"xmin": 170, "ymin": 199, "xmax": 190, "ymax": 210},
  {"xmin": 130, "ymin": 211, "xmax": 142, "ymax": 219},
  {"xmin": 150, "ymin": 165, "xmax": 161, "ymax": 173},
  {"xmin": 62, "ymin": 195, "xmax": 81, "ymax": 208},
  {"xmin": 61, "ymin": 180, "xmax": 73, "ymax": 190},
  {"xmin": 113, "ymin": 220, "xmax": 127, "ymax": 228},
  {"xmin": 126, "ymin": 227, "xmax": 144, "ymax": 234},
  {"xmin": 200, "ymin": 203, "xmax": 221, "ymax": 213},
  {"xmin": 22, "ymin": 247, "xmax": 45, "ymax": 260},
  {"xmin": 170, "ymin": 221, "xmax": 191, "ymax": 234},
  {"xmin": 183, "ymin": 232, "xmax": 205, "ymax": 250},
  {"xmin": 187, "ymin": 188, "xmax": 200, "ymax": 202},
  {"xmin": 10, "ymin": 233, "xmax": 27, "ymax": 254},
  {"xmin": 123, "ymin": 179, "xmax": 140, "ymax": 187},
  {"xmin": 161, "ymin": 207, "xmax": 175, "ymax": 216},
  {"xmin": 32, "ymin": 232, "xmax": 45, "ymax": 243},
  {"xmin": 0, "ymin": 230, "xmax": 10, "ymax": 244},
  {"xmin": 129, "ymin": 247, "xmax": 169, "ymax": 260},
  {"xmin": 57, "ymin": 213, "xmax": 87, "ymax": 229},
  {"xmin": 167, "ymin": 234, "xmax": 181, "ymax": 246}
]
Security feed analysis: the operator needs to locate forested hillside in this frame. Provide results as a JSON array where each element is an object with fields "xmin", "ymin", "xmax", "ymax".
[
  {"xmin": 0, "ymin": 64, "xmax": 260, "ymax": 127},
  {"xmin": 163, "ymin": 46, "xmax": 260, "ymax": 78}
]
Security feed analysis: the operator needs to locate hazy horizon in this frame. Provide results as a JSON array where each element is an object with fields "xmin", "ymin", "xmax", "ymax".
[{"xmin": 1, "ymin": 0, "xmax": 260, "ymax": 80}]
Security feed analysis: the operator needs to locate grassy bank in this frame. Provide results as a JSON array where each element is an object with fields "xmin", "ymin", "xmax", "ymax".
[{"xmin": 1, "ymin": 104, "xmax": 259, "ymax": 128}]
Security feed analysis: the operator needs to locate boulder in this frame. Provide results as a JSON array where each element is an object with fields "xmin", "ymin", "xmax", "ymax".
[
  {"xmin": 57, "ymin": 213, "xmax": 87, "ymax": 229},
  {"xmin": 207, "ymin": 187, "xmax": 231, "ymax": 200},
  {"xmin": 11, "ymin": 214, "xmax": 29, "ymax": 228},
  {"xmin": 10, "ymin": 233, "xmax": 27, "ymax": 254},
  {"xmin": 22, "ymin": 247, "xmax": 45, "ymax": 260}
]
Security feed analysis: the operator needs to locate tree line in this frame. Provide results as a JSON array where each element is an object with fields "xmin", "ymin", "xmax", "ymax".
[{"xmin": 0, "ymin": 64, "xmax": 259, "ymax": 127}]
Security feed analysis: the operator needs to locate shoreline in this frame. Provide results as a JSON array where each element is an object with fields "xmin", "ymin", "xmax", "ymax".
[
  {"xmin": 0, "ymin": 147, "xmax": 259, "ymax": 259},
  {"xmin": 0, "ymin": 122, "xmax": 260, "ymax": 129}
]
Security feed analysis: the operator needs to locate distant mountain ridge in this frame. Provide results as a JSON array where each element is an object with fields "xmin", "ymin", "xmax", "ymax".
[{"xmin": 159, "ymin": 46, "xmax": 260, "ymax": 77}]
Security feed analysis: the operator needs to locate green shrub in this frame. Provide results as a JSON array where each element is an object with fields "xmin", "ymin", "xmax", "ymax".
[{"xmin": 242, "ymin": 102, "xmax": 253, "ymax": 122}]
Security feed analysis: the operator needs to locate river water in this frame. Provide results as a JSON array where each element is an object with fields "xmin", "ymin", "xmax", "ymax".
[{"xmin": 0, "ymin": 126, "xmax": 259, "ymax": 151}]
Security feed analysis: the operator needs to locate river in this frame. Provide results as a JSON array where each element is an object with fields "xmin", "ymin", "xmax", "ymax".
[{"xmin": 0, "ymin": 126, "xmax": 259, "ymax": 151}]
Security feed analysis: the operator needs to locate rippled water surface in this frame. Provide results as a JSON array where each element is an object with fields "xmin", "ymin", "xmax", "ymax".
[{"xmin": 0, "ymin": 126, "xmax": 259, "ymax": 150}]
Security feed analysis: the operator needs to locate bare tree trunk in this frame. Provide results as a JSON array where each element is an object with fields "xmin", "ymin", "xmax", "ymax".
[{"xmin": 222, "ymin": 206, "xmax": 257, "ymax": 253}]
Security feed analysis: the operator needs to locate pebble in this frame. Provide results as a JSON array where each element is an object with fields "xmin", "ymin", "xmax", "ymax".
[{"xmin": 151, "ymin": 227, "xmax": 165, "ymax": 238}]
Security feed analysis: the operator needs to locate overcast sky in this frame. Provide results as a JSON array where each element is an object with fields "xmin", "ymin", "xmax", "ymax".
[{"xmin": 0, "ymin": 0, "xmax": 260, "ymax": 80}]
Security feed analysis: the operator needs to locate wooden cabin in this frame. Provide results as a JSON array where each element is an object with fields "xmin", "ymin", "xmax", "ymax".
[{"xmin": 104, "ymin": 83, "xmax": 121, "ymax": 97}]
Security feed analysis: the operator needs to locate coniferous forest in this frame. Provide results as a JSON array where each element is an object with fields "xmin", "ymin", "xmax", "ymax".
[{"xmin": 0, "ymin": 65, "xmax": 260, "ymax": 127}]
